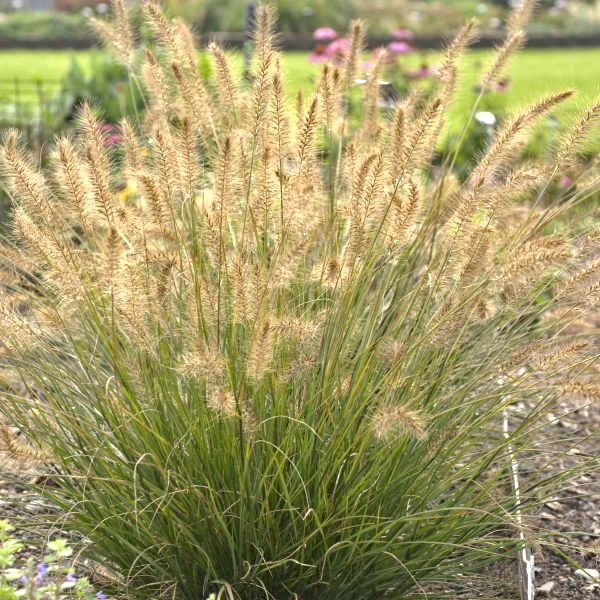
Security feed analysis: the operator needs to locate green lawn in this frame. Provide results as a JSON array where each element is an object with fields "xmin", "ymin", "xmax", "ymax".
[
  {"xmin": 0, "ymin": 50, "xmax": 91, "ymax": 106},
  {"xmin": 279, "ymin": 49, "xmax": 600, "ymax": 134},
  {"xmin": 0, "ymin": 50, "xmax": 91, "ymax": 82},
  {"xmin": 0, "ymin": 47, "xmax": 598, "ymax": 135}
]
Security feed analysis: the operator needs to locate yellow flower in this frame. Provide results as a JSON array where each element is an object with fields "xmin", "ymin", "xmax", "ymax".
[{"xmin": 118, "ymin": 180, "xmax": 137, "ymax": 203}]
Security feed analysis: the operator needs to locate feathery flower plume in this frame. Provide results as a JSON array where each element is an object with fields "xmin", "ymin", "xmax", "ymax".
[
  {"xmin": 143, "ymin": 1, "xmax": 180, "ymax": 63},
  {"xmin": 556, "ymin": 257, "xmax": 600, "ymax": 298},
  {"xmin": 252, "ymin": 4, "xmax": 275, "ymax": 66},
  {"xmin": 255, "ymin": 144, "xmax": 276, "ymax": 239},
  {"xmin": 247, "ymin": 317, "xmax": 274, "ymax": 382},
  {"xmin": 0, "ymin": 426, "xmax": 51, "ymax": 462},
  {"xmin": 317, "ymin": 63, "xmax": 338, "ymax": 133},
  {"xmin": 389, "ymin": 103, "xmax": 405, "ymax": 166},
  {"xmin": 390, "ymin": 175, "xmax": 420, "ymax": 245},
  {"xmin": 149, "ymin": 118, "xmax": 180, "ymax": 210},
  {"xmin": 272, "ymin": 58, "xmax": 291, "ymax": 227},
  {"xmin": 250, "ymin": 46, "xmax": 274, "ymax": 143},
  {"xmin": 90, "ymin": 0, "xmax": 134, "ymax": 66},
  {"xmin": 371, "ymin": 404, "xmax": 427, "ymax": 441},
  {"xmin": 102, "ymin": 225, "xmax": 122, "ymax": 293},
  {"xmin": 1, "ymin": 130, "xmax": 52, "ymax": 224},
  {"xmin": 555, "ymin": 96, "xmax": 600, "ymax": 168},
  {"xmin": 206, "ymin": 388, "xmax": 237, "ymax": 419},
  {"xmin": 173, "ymin": 18, "xmax": 199, "ymax": 74},
  {"xmin": 501, "ymin": 238, "xmax": 570, "ymax": 281},
  {"xmin": 136, "ymin": 170, "xmax": 169, "ymax": 232},
  {"xmin": 559, "ymin": 380, "xmax": 600, "ymax": 402},
  {"xmin": 362, "ymin": 150, "xmax": 386, "ymax": 235},
  {"xmin": 436, "ymin": 19, "xmax": 477, "ymax": 85},
  {"xmin": 533, "ymin": 341, "xmax": 589, "ymax": 371},
  {"xmin": 120, "ymin": 119, "xmax": 142, "ymax": 178},
  {"xmin": 393, "ymin": 98, "xmax": 442, "ymax": 179},
  {"xmin": 359, "ymin": 49, "xmax": 386, "ymax": 143},
  {"xmin": 473, "ymin": 90, "xmax": 574, "ymax": 187},
  {"xmin": 209, "ymin": 42, "xmax": 239, "ymax": 120},
  {"xmin": 171, "ymin": 60, "xmax": 217, "ymax": 144},
  {"xmin": 507, "ymin": 0, "xmax": 536, "ymax": 35},
  {"xmin": 142, "ymin": 50, "xmax": 171, "ymax": 115},
  {"xmin": 178, "ymin": 349, "xmax": 225, "ymax": 382},
  {"xmin": 457, "ymin": 225, "xmax": 490, "ymax": 288},
  {"xmin": 481, "ymin": 31, "xmax": 525, "ymax": 91},
  {"xmin": 51, "ymin": 137, "xmax": 91, "ymax": 229},
  {"xmin": 229, "ymin": 253, "xmax": 249, "ymax": 323},
  {"xmin": 295, "ymin": 89, "xmax": 304, "ymax": 135},
  {"xmin": 347, "ymin": 151, "xmax": 378, "ymax": 260},
  {"xmin": 13, "ymin": 208, "xmax": 57, "ymax": 266},
  {"xmin": 294, "ymin": 96, "xmax": 319, "ymax": 191},
  {"xmin": 342, "ymin": 20, "xmax": 365, "ymax": 91},
  {"xmin": 582, "ymin": 279, "xmax": 600, "ymax": 304},
  {"xmin": 177, "ymin": 117, "xmax": 198, "ymax": 204},
  {"xmin": 82, "ymin": 104, "xmax": 114, "ymax": 224}
]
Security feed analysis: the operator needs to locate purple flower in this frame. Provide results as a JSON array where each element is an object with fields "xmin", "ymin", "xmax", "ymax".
[
  {"xmin": 392, "ymin": 28, "xmax": 413, "ymax": 40},
  {"xmin": 65, "ymin": 572, "xmax": 77, "ymax": 583},
  {"xmin": 19, "ymin": 573, "xmax": 27, "ymax": 584},
  {"xmin": 36, "ymin": 562, "xmax": 47, "ymax": 583},
  {"xmin": 387, "ymin": 41, "xmax": 414, "ymax": 55},
  {"xmin": 96, "ymin": 592, "xmax": 106, "ymax": 599},
  {"xmin": 313, "ymin": 27, "xmax": 337, "ymax": 41}
]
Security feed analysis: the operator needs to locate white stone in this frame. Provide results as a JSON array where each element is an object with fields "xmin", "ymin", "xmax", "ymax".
[
  {"xmin": 475, "ymin": 111, "xmax": 496, "ymax": 126},
  {"xmin": 575, "ymin": 568, "xmax": 599, "ymax": 581},
  {"xmin": 536, "ymin": 581, "xmax": 555, "ymax": 595}
]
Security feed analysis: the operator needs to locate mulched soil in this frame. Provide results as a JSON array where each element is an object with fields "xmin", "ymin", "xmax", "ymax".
[{"xmin": 530, "ymin": 397, "xmax": 600, "ymax": 599}]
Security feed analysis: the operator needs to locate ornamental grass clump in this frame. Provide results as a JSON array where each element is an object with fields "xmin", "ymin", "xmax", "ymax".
[{"xmin": 0, "ymin": 1, "xmax": 599, "ymax": 598}]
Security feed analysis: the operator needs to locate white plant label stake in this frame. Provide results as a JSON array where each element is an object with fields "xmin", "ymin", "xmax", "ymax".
[{"xmin": 503, "ymin": 405, "xmax": 535, "ymax": 600}]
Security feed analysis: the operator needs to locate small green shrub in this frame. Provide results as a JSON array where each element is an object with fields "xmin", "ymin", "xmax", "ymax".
[
  {"xmin": 0, "ymin": 1, "xmax": 599, "ymax": 599},
  {"xmin": 0, "ymin": 12, "xmax": 92, "ymax": 46},
  {"xmin": 59, "ymin": 50, "xmax": 145, "ymax": 124}
]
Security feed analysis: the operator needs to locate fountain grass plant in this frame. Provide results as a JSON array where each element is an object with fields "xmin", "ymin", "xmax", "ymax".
[{"xmin": 0, "ymin": 1, "xmax": 599, "ymax": 598}]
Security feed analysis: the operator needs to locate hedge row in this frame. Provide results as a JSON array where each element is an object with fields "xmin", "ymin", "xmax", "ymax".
[{"xmin": 1, "ymin": 11, "xmax": 600, "ymax": 49}]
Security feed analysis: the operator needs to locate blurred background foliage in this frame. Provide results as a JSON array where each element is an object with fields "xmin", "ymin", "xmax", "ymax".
[{"xmin": 0, "ymin": 0, "xmax": 599, "ymax": 37}]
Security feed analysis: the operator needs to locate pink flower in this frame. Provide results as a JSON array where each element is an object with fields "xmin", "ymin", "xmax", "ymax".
[
  {"xmin": 559, "ymin": 176, "xmax": 572, "ymax": 190},
  {"xmin": 387, "ymin": 41, "xmax": 414, "ymax": 54},
  {"xmin": 374, "ymin": 47, "xmax": 397, "ymax": 65},
  {"xmin": 308, "ymin": 52, "xmax": 327, "ymax": 63},
  {"xmin": 308, "ymin": 43, "xmax": 328, "ymax": 63},
  {"xmin": 313, "ymin": 27, "xmax": 337, "ymax": 41},
  {"xmin": 105, "ymin": 134, "xmax": 121, "ymax": 146},
  {"xmin": 325, "ymin": 37, "xmax": 350, "ymax": 65},
  {"xmin": 491, "ymin": 77, "xmax": 511, "ymax": 92},
  {"xmin": 392, "ymin": 28, "xmax": 413, "ymax": 40},
  {"xmin": 99, "ymin": 124, "xmax": 121, "ymax": 146},
  {"xmin": 405, "ymin": 64, "xmax": 431, "ymax": 79},
  {"xmin": 359, "ymin": 48, "xmax": 393, "ymax": 71}
]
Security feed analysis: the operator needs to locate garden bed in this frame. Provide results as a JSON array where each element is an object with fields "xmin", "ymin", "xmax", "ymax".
[{"xmin": 2, "ymin": 388, "xmax": 599, "ymax": 599}]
